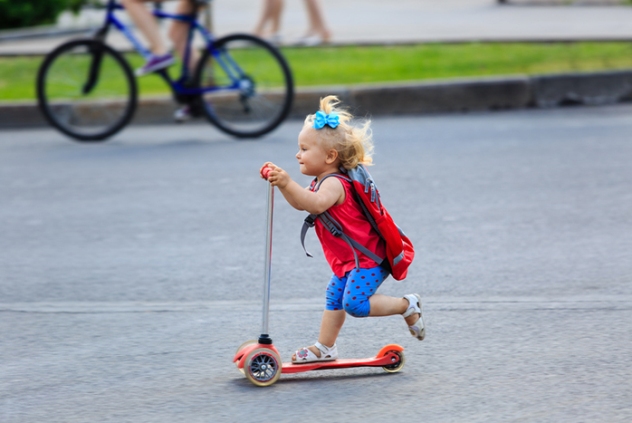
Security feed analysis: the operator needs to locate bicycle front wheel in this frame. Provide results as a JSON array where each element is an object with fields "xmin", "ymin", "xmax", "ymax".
[
  {"xmin": 37, "ymin": 39, "xmax": 137, "ymax": 142},
  {"xmin": 195, "ymin": 34, "xmax": 294, "ymax": 138}
]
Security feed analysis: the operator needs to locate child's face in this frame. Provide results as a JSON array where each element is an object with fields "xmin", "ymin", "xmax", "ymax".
[{"xmin": 296, "ymin": 126, "xmax": 329, "ymax": 176}]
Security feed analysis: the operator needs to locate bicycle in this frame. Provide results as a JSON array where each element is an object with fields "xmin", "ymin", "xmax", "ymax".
[{"xmin": 36, "ymin": 0, "xmax": 294, "ymax": 142}]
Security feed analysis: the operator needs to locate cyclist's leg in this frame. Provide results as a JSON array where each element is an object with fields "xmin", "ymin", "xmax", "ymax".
[
  {"xmin": 122, "ymin": 0, "xmax": 168, "ymax": 55},
  {"xmin": 168, "ymin": 0, "xmax": 200, "ymax": 74},
  {"xmin": 170, "ymin": 0, "xmax": 206, "ymax": 122},
  {"xmin": 121, "ymin": 0, "xmax": 174, "ymax": 75}
]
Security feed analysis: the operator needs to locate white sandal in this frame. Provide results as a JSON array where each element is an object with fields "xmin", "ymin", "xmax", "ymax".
[
  {"xmin": 292, "ymin": 341, "xmax": 338, "ymax": 364},
  {"xmin": 403, "ymin": 293, "xmax": 425, "ymax": 341}
]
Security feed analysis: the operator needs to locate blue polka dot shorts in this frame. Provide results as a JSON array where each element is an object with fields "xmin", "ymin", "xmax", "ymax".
[{"xmin": 325, "ymin": 265, "xmax": 389, "ymax": 317}]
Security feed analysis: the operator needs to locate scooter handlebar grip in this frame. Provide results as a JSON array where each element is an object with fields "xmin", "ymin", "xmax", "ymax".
[{"xmin": 261, "ymin": 166, "xmax": 272, "ymax": 180}]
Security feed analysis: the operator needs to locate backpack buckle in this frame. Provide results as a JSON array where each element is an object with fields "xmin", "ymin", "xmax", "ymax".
[
  {"xmin": 328, "ymin": 226, "xmax": 342, "ymax": 237},
  {"xmin": 304, "ymin": 215, "xmax": 316, "ymax": 227}
]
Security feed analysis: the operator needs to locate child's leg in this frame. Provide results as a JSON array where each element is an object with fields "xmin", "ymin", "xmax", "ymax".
[
  {"xmin": 316, "ymin": 309, "xmax": 345, "ymax": 354},
  {"xmin": 292, "ymin": 267, "xmax": 424, "ymax": 362},
  {"xmin": 369, "ymin": 293, "xmax": 425, "ymax": 341},
  {"xmin": 369, "ymin": 294, "xmax": 418, "ymax": 325},
  {"xmin": 291, "ymin": 310, "xmax": 344, "ymax": 361},
  {"xmin": 291, "ymin": 274, "xmax": 346, "ymax": 361},
  {"xmin": 343, "ymin": 266, "xmax": 425, "ymax": 341},
  {"xmin": 341, "ymin": 266, "xmax": 389, "ymax": 317}
]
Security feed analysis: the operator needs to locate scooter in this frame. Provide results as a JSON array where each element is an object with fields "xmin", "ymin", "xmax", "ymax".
[{"xmin": 232, "ymin": 166, "xmax": 405, "ymax": 387}]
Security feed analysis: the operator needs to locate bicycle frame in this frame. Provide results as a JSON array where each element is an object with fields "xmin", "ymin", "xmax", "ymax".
[{"xmin": 96, "ymin": 0, "xmax": 242, "ymax": 98}]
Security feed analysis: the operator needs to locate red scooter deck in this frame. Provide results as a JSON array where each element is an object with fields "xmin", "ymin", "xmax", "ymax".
[{"xmin": 281, "ymin": 344, "xmax": 403, "ymax": 374}]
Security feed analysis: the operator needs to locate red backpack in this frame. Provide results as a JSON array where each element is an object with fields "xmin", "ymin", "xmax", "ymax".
[{"xmin": 300, "ymin": 164, "xmax": 415, "ymax": 281}]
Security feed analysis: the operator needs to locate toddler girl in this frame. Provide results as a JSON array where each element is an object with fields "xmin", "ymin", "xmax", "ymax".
[{"xmin": 262, "ymin": 96, "xmax": 425, "ymax": 363}]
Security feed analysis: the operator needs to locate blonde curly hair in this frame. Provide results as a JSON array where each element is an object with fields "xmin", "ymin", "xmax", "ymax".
[{"xmin": 304, "ymin": 95, "xmax": 374, "ymax": 170}]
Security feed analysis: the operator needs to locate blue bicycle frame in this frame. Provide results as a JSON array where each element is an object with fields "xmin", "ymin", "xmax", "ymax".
[{"xmin": 98, "ymin": 0, "xmax": 244, "ymax": 98}]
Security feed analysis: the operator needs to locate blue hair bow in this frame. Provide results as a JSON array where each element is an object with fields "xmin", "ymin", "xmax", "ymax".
[{"xmin": 313, "ymin": 111, "xmax": 340, "ymax": 129}]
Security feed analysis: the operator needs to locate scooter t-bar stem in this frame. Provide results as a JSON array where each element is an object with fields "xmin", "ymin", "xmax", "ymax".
[{"xmin": 259, "ymin": 167, "xmax": 274, "ymax": 345}]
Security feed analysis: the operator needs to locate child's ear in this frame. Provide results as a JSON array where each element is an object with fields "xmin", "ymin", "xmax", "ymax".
[{"xmin": 325, "ymin": 149, "xmax": 339, "ymax": 164}]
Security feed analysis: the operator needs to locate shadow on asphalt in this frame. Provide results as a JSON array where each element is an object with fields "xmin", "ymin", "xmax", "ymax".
[{"xmin": 231, "ymin": 369, "xmax": 401, "ymax": 387}]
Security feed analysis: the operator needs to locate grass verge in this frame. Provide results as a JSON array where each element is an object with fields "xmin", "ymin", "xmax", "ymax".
[{"xmin": 2, "ymin": 41, "xmax": 632, "ymax": 101}]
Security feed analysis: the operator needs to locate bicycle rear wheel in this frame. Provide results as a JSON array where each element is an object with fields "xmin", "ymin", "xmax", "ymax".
[
  {"xmin": 37, "ymin": 39, "xmax": 137, "ymax": 142},
  {"xmin": 194, "ymin": 34, "xmax": 294, "ymax": 138}
]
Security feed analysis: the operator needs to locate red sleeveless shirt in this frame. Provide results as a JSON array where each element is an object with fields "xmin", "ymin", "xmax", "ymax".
[{"xmin": 311, "ymin": 176, "xmax": 386, "ymax": 277}]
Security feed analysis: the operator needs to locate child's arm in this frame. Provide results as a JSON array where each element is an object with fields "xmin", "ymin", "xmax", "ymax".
[{"xmin": 261, "ymin": 163, "xmax": 344, "ymax": 214}]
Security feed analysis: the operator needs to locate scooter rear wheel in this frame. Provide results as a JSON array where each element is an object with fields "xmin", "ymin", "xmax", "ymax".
[
  {"xmin": 244, "ymin": 348, "xmax": 282, "ymax": 387},
  {"xmin": 382, "ymin": 350, "xmax": 406, "ymax": 373}
]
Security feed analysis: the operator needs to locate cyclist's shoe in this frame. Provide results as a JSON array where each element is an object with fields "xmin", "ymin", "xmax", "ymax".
[
  {"xmin": 174, "ymin": 105, "xmax": 192, "ymax": 123},
  {"xmin": 135, "ymin": 54, "xmax": 175, "ymax": 77},
  {"xmin": 174, "ymin": 103, "xmax": 203, "ymax": 123}
]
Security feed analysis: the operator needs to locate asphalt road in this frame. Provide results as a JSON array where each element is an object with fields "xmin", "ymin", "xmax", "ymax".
[{"xmin": 1, "ymin": 105, "xmax": 631, "ymax": 422}]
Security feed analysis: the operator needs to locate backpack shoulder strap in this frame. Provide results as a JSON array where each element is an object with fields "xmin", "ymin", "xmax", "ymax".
[
  {"xmin": 300, "ymin": 173, "xmax": 349, "ymax": 258},
  {"xmin": 300, "ymin": 170, "xmax": 384, "ymax": 268},
  {"xmin": 320, "ymin": 211, "xmax": 384, "ymax": 266},
  {"xmin": 311, "ymin": 173, "xmax": 352, "ymax": 192},
  {"xmin": 301, "ymin": 172, "xmax": 351, "ymax": 258}
]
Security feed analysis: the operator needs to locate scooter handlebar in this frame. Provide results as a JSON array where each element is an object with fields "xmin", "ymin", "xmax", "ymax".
[{"xmin": 261, "ymin": 166, "xmax": 272, "ymax": 180}]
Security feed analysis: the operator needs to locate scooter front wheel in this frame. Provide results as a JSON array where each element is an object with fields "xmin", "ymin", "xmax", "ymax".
[{"xmin": 244, "ymin": 348, "xmax": 282, "ymax": 387}]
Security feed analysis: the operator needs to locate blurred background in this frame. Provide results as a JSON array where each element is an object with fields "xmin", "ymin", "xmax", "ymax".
[{"xmin": 2, "ymin": 0, "xmax": 632, "ymax": 121}]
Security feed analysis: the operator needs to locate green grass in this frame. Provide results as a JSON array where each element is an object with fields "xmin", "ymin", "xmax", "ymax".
[
  {"xmin": 283, "ymin": 42, "xmax": 632, "ymax": 86},
  {"xmin": 2, "ymin": 42, "xmax": 632, "ymax": 101}
]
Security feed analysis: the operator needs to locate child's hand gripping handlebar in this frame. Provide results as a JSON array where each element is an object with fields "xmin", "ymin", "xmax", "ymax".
[{"xmin": 260, "ymin": 162, "xmax": 288, "ymax": 187}]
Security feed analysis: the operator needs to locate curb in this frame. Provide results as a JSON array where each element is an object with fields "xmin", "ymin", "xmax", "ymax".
[{"xmin": 2, "ymin": 70, "xmax": 631, "ymax": 130}]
